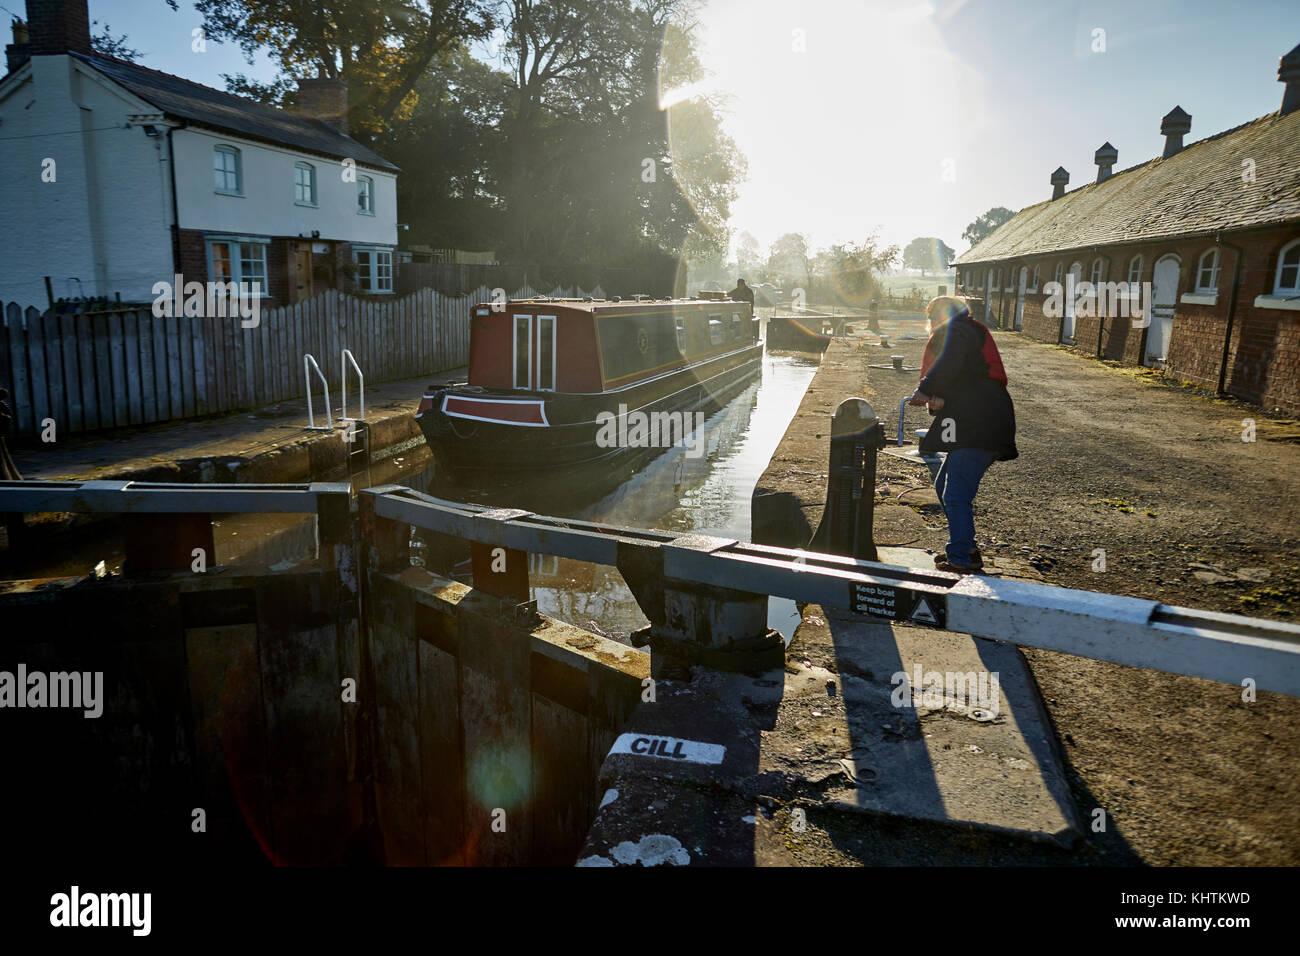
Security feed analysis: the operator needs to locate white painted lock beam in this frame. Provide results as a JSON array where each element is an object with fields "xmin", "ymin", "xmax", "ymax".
[{"xmin": 361, "ymin": 486, "xmax": 1300, "ymax": 697}]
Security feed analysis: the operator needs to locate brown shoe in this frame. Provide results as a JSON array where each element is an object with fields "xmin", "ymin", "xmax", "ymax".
[
  {"xmin": 935, "ymin": 548, "xmax": 984, "ymax": 570},
  {"xmin": 935, "ymin": 557, "xmax": 983, "ymax": 574}
]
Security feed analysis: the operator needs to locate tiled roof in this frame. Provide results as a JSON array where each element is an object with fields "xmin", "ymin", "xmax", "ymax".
[
  {"xmin": 956, "ymin": 108, "xmax": 1300, "ymax": 264},
  {"xmin": 72, "ymin": 52, "xmax": 399, "ymax": 173}
]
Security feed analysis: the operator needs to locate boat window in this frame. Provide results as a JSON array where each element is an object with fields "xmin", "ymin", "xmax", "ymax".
[
  {"xmin": 514, "ymin": 315, "xmax": 531, "ymax": 388},
  {"xmin": 731, "ymin": 312, "xmax": 742, "ymax": 338},
  {"xmin": 538, "ymin": 316, "xmax": 555, "ymax": 391},
  {"xmin": 675, "ymin": 317, "xmax": 687, "ymax": 354},
  {"xmin": 709, "ymin": 315, "xmax": 724, "ymax": 346}
]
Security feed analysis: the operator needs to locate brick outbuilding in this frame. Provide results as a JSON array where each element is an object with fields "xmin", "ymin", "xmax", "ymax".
[{"xmin": 955, "ymin": 43, "xmax": 1300, "ymax": 414}]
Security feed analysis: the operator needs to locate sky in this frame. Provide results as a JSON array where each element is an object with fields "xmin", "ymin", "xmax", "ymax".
[{"xmin": 43, "ymin": 0, "xmax": 1300, "ymax": 260}]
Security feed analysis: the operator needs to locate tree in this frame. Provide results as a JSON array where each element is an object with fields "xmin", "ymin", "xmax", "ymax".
[
  {"xmin": 810, "ymin": 234, "xmax": 899, "ymax": 308},
  {"xmin": 734, "ymin": 232, "xmax": 761, "ymax": 278},
  {"xmin": 902, "ymin": 237, "xmax": 955, "ymax": 275},
  {"xmin": 193, "ymin": 0, "xmax": 495, "ymax": 141},
  {"xmin": 766, "ymin": 233, "xmax": 810, "ymax": 292},
  {"xmin": 91, "ymin": 21, "xmax": 141, "ymax": 62},
  {"xmin": 962, "ymin": 207, "xmax": 1015, "ymax": 249},
  {"xmin": 375, "ymin": 45, "xmax": 509, "ymax": 251}
]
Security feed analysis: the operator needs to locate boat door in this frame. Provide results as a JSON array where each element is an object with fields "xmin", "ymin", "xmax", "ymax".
[
  {"xmin": 513, "ymin": 313, "xmax": 557, "ymax": 390},
  {"xmin": 1145, "ymin": 255, "xmax": 1179, "ymax": 366},
  {"xmin": 536, "ymin": 315, "xmax": 556, "ymax": 391},
  {"xmin": 1014, "ymin": 267, "xmax": 1027, "ymax": 330}
]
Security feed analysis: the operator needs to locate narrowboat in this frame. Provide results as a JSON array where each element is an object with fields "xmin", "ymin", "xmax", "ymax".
[
  {"xmin": 416, "ymin": 297, "xmax": 763, "ymax": 474},
  {"xmin": 766, "ymin": 314, "xmax": 834, "ymax": 352}
]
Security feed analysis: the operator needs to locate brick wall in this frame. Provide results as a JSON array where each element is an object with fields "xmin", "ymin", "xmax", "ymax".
[
  {"xmin": 961, "ymin": 226, "xmax": 1300, "ymax": 413},
  {"xmin": 1020, "ymin": 291, "xmax": 1062, "ymax": 344},
  {"xmin": 175, "ymin": 228, "xmax": 291, "ymax": 306}
]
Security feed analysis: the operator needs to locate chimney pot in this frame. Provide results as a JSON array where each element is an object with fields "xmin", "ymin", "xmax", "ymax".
[
  {"xmin": 1160, "ymin": 105, "xmax": 1192, "ymax": 158},
  {"xmin": 24, "ymin": 0, "xmax": 91, "ymax": 57},
  {"xmin": 1094, "ymin": 142, "xmax": 1118, "ymax": 183},
  {"xmin": 1050, "ymin": 166, "xmax": 1070, "ymax": 200},
  {"xmin": 297, "ymin": 76, "xmax": 349, "ymax": 135},
  {"xmin": 1279, "ymin": 42, "xmax": 1300, "ymax": 115},
  {"xmin": 6, "ymin": 17, "xmax": 30, "ymax": 72}
]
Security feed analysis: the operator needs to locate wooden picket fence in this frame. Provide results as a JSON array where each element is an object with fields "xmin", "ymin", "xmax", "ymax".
[{"xmin": 0, "ymin": 284, "xmax": 583, "ymax": 441}]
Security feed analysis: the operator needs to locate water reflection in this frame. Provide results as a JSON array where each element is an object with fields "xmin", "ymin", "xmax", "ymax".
[{"xmin": 419, "ymin": 351, "xmax": 818, "ymax": 642}]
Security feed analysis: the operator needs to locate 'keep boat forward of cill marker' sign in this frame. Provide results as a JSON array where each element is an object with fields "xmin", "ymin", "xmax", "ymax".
[{"xmin": 851, "ymin": 581, "xmax": 948, "ymax": 628}]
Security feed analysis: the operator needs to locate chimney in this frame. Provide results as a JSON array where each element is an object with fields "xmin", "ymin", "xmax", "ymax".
[
  {"xmin": 297, "ymin": 76, "xmax": 349, "ymax": 135},
  {"xmin": 1094, "ymin": 142, "xmax": 1118, "ymax": 183},
  {"xmin": 1160, "ymin": 106, "xmax": 1192, "ymax": 159},
  {"xmin": 1050, "ymin": 166, "xmax": 1070, "ymax": 200},
  {"xmin": 1280, "ymin": 42, "xmax": 1300, "ymax": 115},
  {"xmin": 6, "ymin": 18, "xmax": 30, "ymax": 72},
  {"xmin": 25, "ymin": 0, "xmax": 91, "ymax": 56}
]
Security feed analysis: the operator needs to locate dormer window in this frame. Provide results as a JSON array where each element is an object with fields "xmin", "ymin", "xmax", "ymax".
[
  {"xmin": 294, "ymin": 162, "xmax": 317, "ymax": 206},
  {"xmin": 213, "ymin": 145, "xmax": 242, "ymax": 195},
  {"xmin": 1196, "ymin": 249, "xmax": 1219, "ymax": 292}
]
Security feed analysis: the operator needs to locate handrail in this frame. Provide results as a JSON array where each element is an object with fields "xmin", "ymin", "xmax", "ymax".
[
  {"xmin": 341, "ymin": 348, "xmax": 365, "ymax": 422},
  {"xmin": 304, "ymin": 354, "xmax": 332, "ymax": 430}
]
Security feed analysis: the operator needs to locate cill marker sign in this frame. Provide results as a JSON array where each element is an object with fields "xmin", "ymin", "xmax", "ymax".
[
  {"xmin": 850, "ymin": 582, "xmax": 947, "ymax": 628},
  {"xmin": 610, "ymin": 733, "xmax": 726, "ymax": 765}
]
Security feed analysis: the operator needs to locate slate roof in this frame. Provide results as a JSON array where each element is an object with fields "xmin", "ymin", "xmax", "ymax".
[
  {"xmin": 956, "ymin": 108, "xmax": 1300, "ymax": 265},
  {"xmin": 71, "ymin": 52, "xmax": 399, "ymax": 173}
]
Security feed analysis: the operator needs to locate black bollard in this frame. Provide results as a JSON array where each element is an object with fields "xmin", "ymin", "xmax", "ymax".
[{"xmin": 818, "ymin": 398, "xmax": 886, "ymax": 562}]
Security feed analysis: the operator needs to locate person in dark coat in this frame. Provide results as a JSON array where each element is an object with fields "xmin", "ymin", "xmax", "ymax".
[
  {"xmin": 907, "ymin": 297, "xmax": 1017, "ymax": 572},
  {"xmin": 728, "ymin": 278, "xmax": 755, "ymax": 305}
]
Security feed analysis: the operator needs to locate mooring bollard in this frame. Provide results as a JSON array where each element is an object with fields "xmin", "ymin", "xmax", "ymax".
[{"xmin": 821, "ymin": 398, "xmax": 887, "ymax": 562}]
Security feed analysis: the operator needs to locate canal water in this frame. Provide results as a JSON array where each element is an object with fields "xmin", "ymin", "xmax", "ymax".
[
  {"xmin": 8, "ymin": 347, "xmax": 820, "ymax": 644},
  {"xmin": 423, "ymin": 350, "xmax": 820, "ymax": 642}
]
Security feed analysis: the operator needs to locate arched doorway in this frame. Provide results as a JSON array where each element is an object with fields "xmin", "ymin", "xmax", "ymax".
[
  {"xmin": 1146, "ymin": 254, "xmax": 1180, "ymax": 366},
  {"xmin": 1064, "ymin": 261, "xmax": 1083, "ymax": 341}
]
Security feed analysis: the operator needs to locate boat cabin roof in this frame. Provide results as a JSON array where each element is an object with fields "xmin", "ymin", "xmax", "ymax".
[{"xmin": 488, "ymin": 297, "xmax": 749, "ymax": 314}]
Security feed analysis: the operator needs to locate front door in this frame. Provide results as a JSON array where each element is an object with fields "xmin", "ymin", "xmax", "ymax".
[
  {"xmin": 513, "ymin": 314, "xmax": 533, "ymax": 388},
  {"xmin": 1064, "ymin": 261, "xmax": 1082, "ymax": 341},
  {"xmin": 513, "ymin": 314, "xmax": 558, "ymax": 390},
  {"xmin": 1146, "ymin": 255, "xmax": 1180, "ymax": 366},
  {"xmin": 536, "ymin": 315, "xmax": 556, "ymax": 391},
  {"xmin": 292, "ymin": 242, "xmax": 313, "ymax": 303},
  {"xmin": 1015, "ymin": 267, "xmax": 1027, "ymax": 330}
]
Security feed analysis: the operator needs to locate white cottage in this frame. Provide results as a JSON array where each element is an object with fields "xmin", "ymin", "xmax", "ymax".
[{"xmin": 1, "ymin": 0, "xmax": 401, "ymax": 309}]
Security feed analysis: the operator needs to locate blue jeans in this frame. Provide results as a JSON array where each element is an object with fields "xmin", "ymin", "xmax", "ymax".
[{"xmin": 933, "ymin": 448, "xmax": 997, "ymax": 564}]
